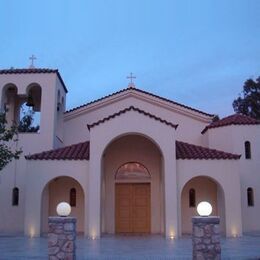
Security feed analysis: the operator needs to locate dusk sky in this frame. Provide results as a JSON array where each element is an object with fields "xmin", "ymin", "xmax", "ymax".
[{"xmin": 1, "ymin": 1, "xmax": 260, "ymax": 117}]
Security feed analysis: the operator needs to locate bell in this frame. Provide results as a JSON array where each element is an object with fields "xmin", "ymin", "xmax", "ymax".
[{"xmin": 26, "ymin": 93, "xmax": 34, "ymax": 107}]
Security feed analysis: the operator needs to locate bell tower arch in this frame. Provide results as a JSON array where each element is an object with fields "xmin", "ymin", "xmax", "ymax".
[{"xmin": 0, "ymin": 68, "xmax": 68, "ymax": 152}]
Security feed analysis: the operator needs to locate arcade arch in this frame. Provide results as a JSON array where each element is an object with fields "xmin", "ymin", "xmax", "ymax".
[
  {"xmin": 41, "ymin": 176, "xmax": 85, "ymax": 234},
  {"xmin": 181, "ymin": 176, "xmax": 226, "ymax": 235}
]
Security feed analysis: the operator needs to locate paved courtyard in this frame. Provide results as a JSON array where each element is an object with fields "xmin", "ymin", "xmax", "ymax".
[{"xmin": 0, "ymin": 234, "xmax": 260, "ymax": 259}]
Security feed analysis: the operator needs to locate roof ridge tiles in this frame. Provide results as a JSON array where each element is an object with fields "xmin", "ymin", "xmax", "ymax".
[
  {"xmin": 0, "ymin": 68, "xmax": 68, "ymax": 93},
  {"xmin": 87, "ymin": 105, "xmax": 178, "ymax": 130},
  {"xmin": 201, "ymin": 113, "xmax": 260, "ymax": 134},
  {"xmin": 176, "ymin": 140, "xmax": 241, "ymax": 160},
  {"xmin": 25, "ymin": 141, "xmax": 89, "ymax": 161},
  {"xmin": 26, "ymin": 140, "xmax": 240, "ymax": 161},
  {"xmin": 65, "ymin": 87, "xmax": 214, "ymax": 117}
]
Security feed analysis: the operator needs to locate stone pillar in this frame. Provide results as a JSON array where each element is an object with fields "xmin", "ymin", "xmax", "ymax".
[
  {"xmin": 192, "ymin": 216, "xmax": 221, "ymax": 260},
  {"xmin": 48, "ymin": 217, "xmax": 76, "ymax": 260}
]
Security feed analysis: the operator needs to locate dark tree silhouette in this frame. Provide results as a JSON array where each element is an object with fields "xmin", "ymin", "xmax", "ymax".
[
  {"xmin": 18, "ymin": 109, "xmax": 39, "ymax": 133},
  {"xmin": 233, "ymin": 77, "xmax": 260, "ymax": 120}
]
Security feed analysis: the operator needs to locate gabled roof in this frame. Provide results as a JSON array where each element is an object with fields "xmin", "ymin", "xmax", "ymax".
[
  {"xmin": 176, "ymin": 141, "xmax": 240, "ymax": 160},
  {"xmin": 201, "ymin": 114, "xmax": 260, "ymax": 134},
  {"xmin": 0, "ymin": 68, "xmax": 68, "ymax": 93},
  {"xmin": 66, "ymin": 87, "xmax": 214, "ymax": 117},
  {"xmin": 87, "ymin": 106, "xmax": 178, "ymax": 130},
  {"xmin": 25, "ymin": 141, "xmax": 89, "ymax": 160},
  {"xmin": 26, "ymin": 140, "xmax": 240, "ymax": 161}
]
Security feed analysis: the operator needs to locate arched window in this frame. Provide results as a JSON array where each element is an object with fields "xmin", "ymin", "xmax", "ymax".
[
  {"xmin": 245, "ymin": 141, "xmax": 251, "ymax": 159},
  {"xmin": 189, "ymin": 188, "xmax": 196, "ymax": 208},
  {"xmin": 115, "ymin": 162, "xmax": 151, "ymax": 180},
  {"xmin": 12, "ymin": 187, "xmax": 19, "ymax": 206},
  {"xmin": 247, "ymin": 187, "xmax": 254, "ymax": 207},
  {"xmin": 70, "ymin": 188, "xmax": 76, "ymax": 207},
  {"xmin": 57, "ymin": 90, "xmax": 61, "ymax": 111}
]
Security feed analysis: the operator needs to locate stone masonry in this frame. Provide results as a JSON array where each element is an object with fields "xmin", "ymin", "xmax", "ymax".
[
  {"xmin": 192, "ymin": 216, "xmax": 221, "ymax": 260},
  {"xmin": 48, "ymin": 217, "xmax": 76, "ymax": 260}
]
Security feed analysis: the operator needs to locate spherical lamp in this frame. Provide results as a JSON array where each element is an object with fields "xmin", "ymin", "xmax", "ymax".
[
  {"xmin": 56, "ymin": 202, "xmax": 71, "ymax": 217},
  {"xmin": 197, "ymin": 201, "xmax": 212, "ymax": 217}
]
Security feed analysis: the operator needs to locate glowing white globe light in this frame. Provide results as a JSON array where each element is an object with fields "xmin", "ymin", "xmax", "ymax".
[
  {"xmin": 56, "ymin": 202, "xmax": 71, "ymax": 217},
  {"xmin": 197, "ymin": 201, "xmax": 212, "ymax": 217}
]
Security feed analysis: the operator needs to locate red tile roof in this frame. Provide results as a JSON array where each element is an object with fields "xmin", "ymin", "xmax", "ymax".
[
  {"xmin": 26, "ymin": 140, "xmax": 240, "ymax": 161},
  {"xmin": 176, "ymin": 141, "xmax": 240, "ymax": 160},
  {"xmin": 87, "ymin": 106, "xmax": 178, "ymax": 130},
  {"xmin": 201, "ymin": 114, "xmax": 260, "ymax": 134},
  {"xmin": 0, "ymin": 68, "xmax": 68, "ymax": 93},
  {"xmin": 66, "ymin": 87, "xmax": 214, "ymax": 117},
  {"xmin": 25, "ymin": 141, "xmax": 89, "ymax": 160}
]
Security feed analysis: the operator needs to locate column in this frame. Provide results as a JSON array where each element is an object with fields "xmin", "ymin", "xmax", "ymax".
[
  {"xmin": 87, "ymin": 145, "xmax": 102, "ymax": 238},
  {"xmin": 164, "ymin": 150, "xmax": 178, "ymax": 238}
]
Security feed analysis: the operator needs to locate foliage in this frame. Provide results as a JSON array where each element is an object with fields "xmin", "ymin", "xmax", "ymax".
[
  {"xmin": 212, "ymin": 115, "xmax": 220, "ymax": 122},
  {"xmin": 18, "ymin": 107, "xmax": 39, "ymax": 133},
  {"xmin": 0, "ymin": 113, "xmax": 22, "ymax": 171},
  {"xmin": 233, "ymin": 77, "xmax": 260, "ymax": 119}
]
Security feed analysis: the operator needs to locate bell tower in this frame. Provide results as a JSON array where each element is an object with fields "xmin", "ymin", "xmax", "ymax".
[{"xmin": 0, "ymin": 68, "xmax": 68, "ymax": 153}]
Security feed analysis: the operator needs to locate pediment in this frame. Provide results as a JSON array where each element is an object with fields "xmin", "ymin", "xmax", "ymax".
[{"xmin": 64, "ymin": 87, "xmax": 214, "ymax": 123}]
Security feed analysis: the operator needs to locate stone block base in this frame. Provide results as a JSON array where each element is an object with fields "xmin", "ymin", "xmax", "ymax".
[
  {"xmin": 192, "ymin": 216, "xmax": 221, "ymax": 260},
  {"xmin": 48, "ymin": 217, "xmax": 76, "ymax": 260}
]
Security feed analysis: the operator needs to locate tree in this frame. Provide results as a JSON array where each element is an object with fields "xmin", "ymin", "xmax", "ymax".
[
  {"xmin": 0, "ymin": 113, "xmax": 22, "ymax": 171},
  {"xmin": 18, "ymin": 107, "xmax": 39, "ymax": 133},
  {"xmin": 233, "ymin": 77, "xmax": 260, "ymax": 120}
]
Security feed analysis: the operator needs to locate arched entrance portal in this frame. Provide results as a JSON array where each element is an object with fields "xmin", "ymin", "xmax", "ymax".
[
  {"xmin": 181, "ymin": 176, "xmax": 226, "ymax": 235},
  {"xmin": 101, "ymin": 134, "xmax": 164, "ymax": 234},
  {"xmin": 41, "ymin": 176, "xmax": 85, "ymax": 234}
]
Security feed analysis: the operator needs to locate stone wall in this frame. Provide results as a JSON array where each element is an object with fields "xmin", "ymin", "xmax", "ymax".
[
  {"xmin": 192, "ymin": 216, "xmax": 221, "ymax": 260},
  {"xmin": 48, "ymin": 217, "xmax": 76, "ymax": 260}
]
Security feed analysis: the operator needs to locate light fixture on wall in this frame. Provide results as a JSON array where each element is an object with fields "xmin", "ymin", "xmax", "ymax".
[
  {"xmin": 197, "ymin": 201, "xmax": 212, "ymax": 217},
  {"xmin": 26, "ymin": 92, "xmax": 35, "ymax": 107},
  {"xmin": 56, "ymin": 202, "xmax": 71, "ymax": 217}
]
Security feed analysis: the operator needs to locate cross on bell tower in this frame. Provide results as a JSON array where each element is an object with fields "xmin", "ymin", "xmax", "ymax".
[
  {"xmin": 127, "ymin": 72, "xmax": 136, "ymax": 88},
  {"xmin": 29, "ymin": 55, "xmax": 37, "ymax": 68}
]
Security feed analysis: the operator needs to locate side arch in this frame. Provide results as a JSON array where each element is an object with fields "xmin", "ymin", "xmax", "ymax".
[
  {"xmin": 180, "ymin": 175, "xmax": 226, "ymax": 235},
  {"xmin": 41, "ymin": 175, "xmax": 85, "ymax": 234},
  {"xmin": 24, "ymin": 162, "xmax": 88, "ymax": 238}
]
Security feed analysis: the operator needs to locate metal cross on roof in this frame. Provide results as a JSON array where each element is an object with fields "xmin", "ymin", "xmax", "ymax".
[
  {"xmin": 29, "ymin": 55, "xmax": 37, "ymax": 68},
  {"xmin": 127, "ymin": 72, "xmax": 136, "ymax": 88}
]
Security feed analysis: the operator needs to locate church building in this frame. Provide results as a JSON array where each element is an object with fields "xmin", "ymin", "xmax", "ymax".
[{"xmin": 0, "ymin": 68, "xmax": 259, "ymax": 239}]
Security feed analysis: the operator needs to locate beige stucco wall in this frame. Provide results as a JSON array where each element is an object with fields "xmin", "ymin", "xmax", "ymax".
[
  {"xmin": 0, "ymin": 73, "xmax": 64, "ymax": 152},
  {"xmin": 64, "ymin": 93, "xmax": 212, "ymax": 147},
  {"xmin": 0, "ymin": 72, "xmax": 67, "ymax": 234},
  {"xmin": 24, "ymin": 160, "xmax": 88, "ymax": 237},
  {"xmin": 206, "ymin": 125, "xmax": 260, "ymax": 232},
  {"xmin": 177, "ymin": 159, "xmax": 242, "ymax": 237},
  {"xmin": 87, "ymin": 109, "xmax": 178, "ymax": 238},
  {"xmin": 103, "ymin": 135, "xmax": 163, "ymax": 234}
]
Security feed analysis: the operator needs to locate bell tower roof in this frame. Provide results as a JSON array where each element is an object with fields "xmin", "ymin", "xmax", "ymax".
[{"xmin": 0, "ymin": 68, "xmax": 68, "ymax": 93}]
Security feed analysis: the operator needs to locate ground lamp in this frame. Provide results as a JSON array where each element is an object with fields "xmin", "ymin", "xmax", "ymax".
[
  {"xmin": 56, "ymin": 202, "xmax": 71, "ymax": 217},
  {"xmin": 197, "ymin": 201, "xmax": 212, "ymax": 217}
]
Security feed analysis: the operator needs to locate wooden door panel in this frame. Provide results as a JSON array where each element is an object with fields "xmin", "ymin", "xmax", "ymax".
[{"xmin": 116, "ymin": 183, "xmax": 150, "ymax": 233}]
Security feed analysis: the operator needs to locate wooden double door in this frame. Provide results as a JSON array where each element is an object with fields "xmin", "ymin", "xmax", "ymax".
[{"xmin": 115, "ymin": 183, "xmax": 151, "ymax": 233}]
